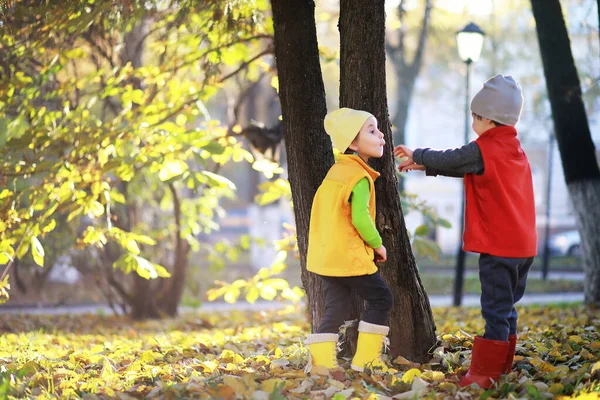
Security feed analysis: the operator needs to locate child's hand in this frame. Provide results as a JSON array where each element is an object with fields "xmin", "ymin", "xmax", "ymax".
[
  {"xmin": 394, "ymin": 145, "xmax": 424, "ymax": 172},
  {"xmin": 393, "ymin": 145, "xmax": 414, "ymax": 160},
  {"xmin": 401, "ymin": 164, "xmax": 425, "ymax": 172},
  {"xmin": 374, "ymin": 245, "xmax": 387, "ymax": 263}
]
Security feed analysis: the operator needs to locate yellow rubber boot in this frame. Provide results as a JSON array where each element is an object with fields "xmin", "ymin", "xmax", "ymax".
[
  {"xmin": 304, "ymin": 333, "xmax": 339, "ymax": 372},
  {"xmin": 351, "ymin": 321, "xmax": 390, "ymax": 373}
]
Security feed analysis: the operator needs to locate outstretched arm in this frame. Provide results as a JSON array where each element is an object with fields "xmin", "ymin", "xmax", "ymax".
[{"xmin": 395, "ymin": 142, "xmax": 484, "ymax": 178}]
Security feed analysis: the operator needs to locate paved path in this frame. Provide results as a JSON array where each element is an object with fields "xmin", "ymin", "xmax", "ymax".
[
  {"xmin": 421, "ymin": 269, "xmax": 584, "ymax": 281},
  {"xmin": 0, "ymin": 292, "xmax": 584, "ymax": 315}
]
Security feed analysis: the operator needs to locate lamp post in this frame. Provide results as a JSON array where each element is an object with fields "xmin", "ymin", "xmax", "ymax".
[{"xmin": 452, "ymin": 22, "xmax": 485, "ymax": 307}]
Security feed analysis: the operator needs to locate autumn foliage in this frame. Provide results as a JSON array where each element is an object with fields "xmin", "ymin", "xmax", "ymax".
[{"xmin": 1, "ymin": 304, "xmax": 599, "ymax": 399}]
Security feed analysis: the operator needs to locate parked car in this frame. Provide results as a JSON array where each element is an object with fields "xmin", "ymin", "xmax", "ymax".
[{"xmin": 548, "ymin": 230, "xmax": 581, "ymax": 256}]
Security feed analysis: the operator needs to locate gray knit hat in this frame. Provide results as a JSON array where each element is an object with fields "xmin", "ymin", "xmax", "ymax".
[{"xmin": 470, "ymin": 75, "xmax": 523, "ymax": 126}]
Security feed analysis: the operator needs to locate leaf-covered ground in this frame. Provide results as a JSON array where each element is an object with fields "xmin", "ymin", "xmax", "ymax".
[{"xmin": 1, "ymin": 304, "xmax": 599, "ymax": 399}]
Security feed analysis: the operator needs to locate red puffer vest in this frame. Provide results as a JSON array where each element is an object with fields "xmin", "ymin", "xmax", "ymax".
[{"xmin": 463, "ymin": 126, "xmax": 537, "ymax": 257}]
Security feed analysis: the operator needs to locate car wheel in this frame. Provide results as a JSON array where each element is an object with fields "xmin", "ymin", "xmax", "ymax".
[{"xmin": 568, "ymin": 244, "xmax": 581, "ymax": 257}]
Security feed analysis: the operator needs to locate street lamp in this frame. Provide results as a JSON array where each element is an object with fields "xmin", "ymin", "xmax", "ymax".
[
  {"xmin": 456, "ymin": 23, "xmax": 485, "ymax": 64},
  {"xmin": 453, "ymin": 22, "xmax": 485, "ymax": 307}
]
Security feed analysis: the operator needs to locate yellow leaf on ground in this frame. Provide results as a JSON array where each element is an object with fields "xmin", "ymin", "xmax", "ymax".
[
  {"xmin": 217, "ymin": 384, "xmax": 236, "ymax": 400},
  {"xmin": 402, "ymin": 368, "xmax": 422, "ymax": 384},
  {"xmin": 223, "ymin": 376, "xmax": 246, "ymax": 396},
  {"xmin": 530, "ymin": 357, "xmax": 557, "ymax": 372},
  {"xmin": 261, "ymin": 378, "xmax": 287, "ymax": 393},
  {"xmin": 309, "ymin": 365, "xmax": 330, "ymax": 376},
  {"xmin": 393, "ymin": 355, "xmax": 413, "ymax": 366},
  {"xmin": 569, "ymin": 335, "xmax": 584, "ymax": 344},
  {"xmin": 422, "ymin": 370, "xmax": 445, "ymax": 381},
  {"xmin": 241, "ymin": 374, "xmax": 258, "ymax": 391},
  {"xmin": 438, "ymin": 382, "xmax": 457, "ymax": 392},
  {"xmin": 555, "ymin": 365, "xmax": 570, "ymax": 374},
  {"xmin": 548, "ymin": 383, "xmax": 564, "ymax": 394}
]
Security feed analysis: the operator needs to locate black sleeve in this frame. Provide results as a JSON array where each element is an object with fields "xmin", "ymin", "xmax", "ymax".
[{"xmin": 413, "ymin": 142, "xmax": 485, "ymax": 177}]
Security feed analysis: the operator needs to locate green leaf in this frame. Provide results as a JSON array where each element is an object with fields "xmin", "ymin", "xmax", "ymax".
[
  {"xmin": 224, "ymin": 288, "xmax": 240, "ymax": 304},
  {"xmin": 202, "ymin": 171, "xmax": 235, "ymax": 190},
  {"xmin": 0, "ymin": 252, "xmax": 13, "ymax": 265},
  {"xmin": 201, "ymin": 142, "xmax": 226, "ymax": 155},
  {"xmin": 156, "ymin": 121, "xmax": 186, "ymax": 134},
  {"xmin": 414, "ymin": 224, "xmax": 430, "ymax": 237},
  {"xmin": 87, "ymin": 200, "xmax": 105, "ymax": 217},
  {"xmin": 125, "ymin": 239, "xmax": 140, "ymax": 255},
  {"xmin": 31, "ymin": 237, "xmax": 44, "ymax": 267},
  {"xmin": 412, "ymin": 236, "xmax": 441, "ymax": 260},
  {"xmin": 270, "ymin": 76, "xmax": 279, "ymax": 93},
  {"xmin": 246, "ymin": 287, "xmax": 259, "ymax": 304},
  {"xmin": 133, "ymin": 255, "xmax": 170, "ymax": 279},
  {"xmin": 64, "ymin": 48, "xmax": 86, "ymax": 59},
  {"xmin": 262, "ymin": 278, "xmax": 289, "ymax": 291},
  {"xmin": 0, "ymin": 275, "xmax": 10, "ymax": 304},
  {"xmin": 158, "ymin": 160, "xmax": 188, "ymax": 182},
  {"xmin": 260, "ymin": 285, "xmax": 277, "ymax": 301},
  {"xmin": 41, "ymin": 219, "xmax": 57, "ymax": 233},
  {"xmin": 175, "ymin": 114, "xmax": 187, "ymax": 126},
  {"xmin": 437, "ymin": 218, "xmax": 452, "ymax": 229}
]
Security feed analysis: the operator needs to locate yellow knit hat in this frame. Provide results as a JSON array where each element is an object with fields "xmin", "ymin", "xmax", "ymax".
[{"xmin": 324, "ymin": 108, "xmax": 374, "ymax": 152}]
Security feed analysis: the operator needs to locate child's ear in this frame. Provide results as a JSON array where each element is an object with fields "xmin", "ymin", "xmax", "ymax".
[{"xmin": 347, "ymin": 140, "xmax": 358, "ymax": 152}]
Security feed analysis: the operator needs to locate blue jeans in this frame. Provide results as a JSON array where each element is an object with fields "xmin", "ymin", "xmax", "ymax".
[
  {"xmin": 316, "ymin": 272, "xmax": 393, "ymax": 334},
  {"xmin": 479, "ymin": 254, "xmax": 534, "ymax": 341}
]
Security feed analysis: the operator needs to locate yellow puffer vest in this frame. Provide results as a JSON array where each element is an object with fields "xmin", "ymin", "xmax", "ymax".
[{"xmin": 307, "ymin": 154, "xmax": 380, "ymax": 277}]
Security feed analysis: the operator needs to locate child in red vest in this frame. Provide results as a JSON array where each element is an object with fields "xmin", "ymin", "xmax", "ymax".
[
  {"xmin": 395, "ymin": 75, "xmax": 537, "ymax": 389},
  {"xmin": 304, "ymin": 108, "xmax": 393, "ymax": 373}
]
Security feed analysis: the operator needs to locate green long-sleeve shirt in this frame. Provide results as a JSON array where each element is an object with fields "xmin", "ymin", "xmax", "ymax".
[{"xmin": 350, "ymin": 178, "xmax": 382, "ymax": 249}]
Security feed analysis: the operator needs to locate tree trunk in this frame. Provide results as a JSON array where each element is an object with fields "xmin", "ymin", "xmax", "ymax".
[
  {"xmin": 339, "ymin": 0, "xmax": 436, "ymax": 361},
  {"xmin": 531, "ymin": 0, "xmax": 600, "ymax": 306},
  {"xmin": 159, "ymin": 184, "xmax": 191, "ymax": 316},
  {"xmin": 391, "ymin": 77, "xmax": 414, "ymax": 158},
  {"xmin": 387, "ymin": 0, "xmax": 432, "ymax": 191},
  {"xmin": 271, "ymin": 0, "xmax": 334, "ymax": 329},
  {"xmin": 121, "ymin": 17, "xmax": 165, "ymax": 320}
]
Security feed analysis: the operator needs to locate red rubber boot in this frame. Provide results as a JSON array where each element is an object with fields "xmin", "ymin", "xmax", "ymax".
[
  {"xmin": 503, "ymin": 334, "xmax": 517, "ymax": 374},
  {"xmin": 459, "ymin": 336, "xmax": 509, "ymax": 389}
]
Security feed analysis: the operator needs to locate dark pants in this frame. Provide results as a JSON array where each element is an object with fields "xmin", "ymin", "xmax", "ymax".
[
  {"xmin": 479, "ymin": 253, "xmax": 534, "ymax": 341},
  {"xmin": 316, "ymin": 272, "xmax": 394, "ymax": 334}
]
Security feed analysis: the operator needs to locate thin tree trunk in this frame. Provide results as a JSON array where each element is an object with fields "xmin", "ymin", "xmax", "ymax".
[
  {"xmin": 391, "ymin": 79, "xmax": 414, "ymax": 158},
  {"xmin": 271, "ymin": 0, "xmax": 333, "ymax": 329},
  {"xmin": 339, "ymin": 0, "xmax": 436, "ymax": 362},
  {"xmin": 122, "ymin": 17, "xmax": 164, "ymax": 320},
  {"xmin": 531, "ymin": 0, "xmax": 600, "ymax": 306},
  {"xmin": 387, "ymin": 0, "xmax": 432, "ymax": 191},
  {"xmin": 159, "ymin": 183, "xmax": 191, "ymax": 316}
]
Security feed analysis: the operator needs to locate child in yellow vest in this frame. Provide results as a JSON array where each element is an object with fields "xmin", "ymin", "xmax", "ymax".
[{"xmin": 304, "ymin": 108, "xmax": 393, "ymax": 373}]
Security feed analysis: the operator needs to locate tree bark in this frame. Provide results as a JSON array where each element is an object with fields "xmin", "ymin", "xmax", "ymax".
[
  {"xmin": 159, "ymin": 183, "xmax": 191, "ymax": 316},
  {"xmin": 339, "ymin": 0, "xmax": 436, "ymax": 361},
  {"xmin": 120, "ymin": 17, "xmax": 165, "ymax": 320},
  {"xmin": 271, "ymin": 0, "xmax": 333, "ymax": 330},
  {"xmin": 531, "ymin": 0, "xmax": 600, "ymax": 306}
]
